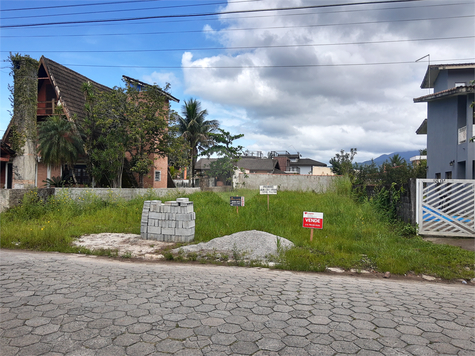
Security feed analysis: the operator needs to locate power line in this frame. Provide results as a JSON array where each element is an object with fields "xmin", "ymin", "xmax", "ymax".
[
  {"xmin": 2, "ymin": 14, "xmax": 472, "ymax": 38},
  {"xmin": 3, "ymin": 35, "xmax": 472, "ymax": 54},
  {"xmin": 0, "ymin": 0, "xmax": 261, "ymax": 20},
  {"xmin": 53, "ymin": 57, "xmax": 475, "ymax": 69},
  {"xmin": 0, "ymin": 0, "xmax": 161, "ymax": 12},
  {"xmin": 2, "ymin": 1, "xmax": 468, "ymax": 32},
  {"xmin": 0, "ymin": 0, "xmax": 426, "ymax": 28}
]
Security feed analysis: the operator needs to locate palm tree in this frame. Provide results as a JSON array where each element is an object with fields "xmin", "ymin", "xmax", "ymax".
[
  {"xmin": 38, "ymin": 113, "xmax": 84, "ymax": 186},
  {"xmin": 389, "ymin": 154, "xmax": 406, "ymax": 167},
  {"xmin": 177, "ymin": 99, "xmax": 218, "ymax": 187}
]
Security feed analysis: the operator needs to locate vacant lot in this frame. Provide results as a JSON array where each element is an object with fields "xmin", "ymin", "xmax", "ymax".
[{"xmin": 1, "ymin": 183, "xmax": 474, "ymax": 280}]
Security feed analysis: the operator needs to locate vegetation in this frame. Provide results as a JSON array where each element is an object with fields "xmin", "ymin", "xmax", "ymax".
[
  {"xmin": 38, "ymin": 111, "xmax": 84, "ymax": 186},
  {"xmin": 202, "ymin": 128, "xmax": 245, "ymax": 184},
  {"xmin": 80, "ymin": 80, "xmax": 173, "ymax": 188},
  {"xmin": 177, "ymin": 98, "xmax": 219, "ymax": 186},
  {"xmin": 1, "ymin": 183, "xmax": 473, "ymax": 280},
  {"xmin": 8, "ymin": 53, "xmax": 39, "ymax": 155},
  {"xmin": 330, "ymin": 148, "xmax": 428, "ymax": 222}
]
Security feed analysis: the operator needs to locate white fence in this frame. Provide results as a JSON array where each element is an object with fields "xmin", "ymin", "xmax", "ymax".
[{"xmin": 416, "ymin": 179, "xmax": 475, "ymax": 237}]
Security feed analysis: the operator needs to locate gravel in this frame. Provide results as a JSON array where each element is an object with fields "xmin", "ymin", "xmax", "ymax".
[{"xmin": 172, "ymin": 230, "xmax": 294, "ymax": 261}]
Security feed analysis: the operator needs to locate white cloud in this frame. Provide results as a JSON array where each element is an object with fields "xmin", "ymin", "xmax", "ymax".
[
  {"xmin": 181, "ymin": 0, "xmax": 472, "ymax": 163},
  {"xmin": 143, "ymin": 71, "xmax": 181, "ymax": 92}
]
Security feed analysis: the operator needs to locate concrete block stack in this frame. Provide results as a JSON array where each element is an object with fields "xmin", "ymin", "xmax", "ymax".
[{"xmin": 141, "ymin": 198, "xmax": 195, "ymax": 242}]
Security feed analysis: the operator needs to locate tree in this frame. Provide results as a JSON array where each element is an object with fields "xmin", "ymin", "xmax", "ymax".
[
  {"xmin": 329, "ymin": 148, "xmax": 357, "ymax": 176},
  {"xmin": 167, "ymin": 111, "xmax": 191, "ymax": 179},
  {"xmin": 80, "ymin": 84, "xmax": 128, "ymax": 188},
  {"xmin": 80, "ymin": 81, "xmax": 173, "ymax": 188},
  {"xmin": 38, "ymin": 110, "xmax": 84, "ymax": 186},
  {"xmin": 202, "ymin": 128, "xmax": 244, "ymax": 184},
  {"xmin": 126, "ymin": 84, "xmax": 173, "ymax": 188},
  {"xmin": 177, "ymin": 99, "xmax": 219, "ymax": 187}
]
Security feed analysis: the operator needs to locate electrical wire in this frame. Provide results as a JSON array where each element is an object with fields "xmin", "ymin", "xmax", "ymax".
[
  {"xmin": 51, "ymin": 57, "xmax": 475, "ymax": 69},
  {"xmin": 1, "ymin": 14, "xmax": 472, "ymax": 38},
  {"xmin": 0, "ymin": 0, "xmax": 261, "ymax": 20},
  {"xmin": 3, "ymin": 35, "xmax": 472, "ymax": 54},
  {"xmin": 0, "ymin": 0, "xmax": 427, "ymax": 28}
]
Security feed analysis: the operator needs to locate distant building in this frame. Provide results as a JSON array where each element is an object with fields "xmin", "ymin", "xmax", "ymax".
[{"xmin": 269, "ymin": 151, "xmax": 327, "ymax": 175}]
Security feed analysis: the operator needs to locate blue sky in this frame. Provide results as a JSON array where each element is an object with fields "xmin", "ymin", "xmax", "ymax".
[{"xmin": 1, "ymin": 0, "xmax": 474, "ymax": 164}]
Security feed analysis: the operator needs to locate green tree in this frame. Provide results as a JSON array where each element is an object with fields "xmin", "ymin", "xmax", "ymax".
[
  {"xmin": 80, "ymin": 81, "xmax": 173, "ymax": 188},
  {"xmin": 177, "ymin": 98, "xmax": 219, "ymax": 187},
  {"xmin": 81, "ymin": 84, "xmax": 128, "ymax": 188},
  {"xmin": 329, "ymin": 148, "xmax": 357, "ymax": 177},
  {"xmin": 126, "ymin": 84, "xmax": 173, "ymax": 188},
  {"xmin": 38, "ymin": 110, "xmax": 84, "ymax": 186},
  {"xmin": 167, "ymin": 111, "xmax": 191, "ymax": 178},
  {"xmin": 202, "ymin": 128, "xmax": 244, "ymax": 184}
]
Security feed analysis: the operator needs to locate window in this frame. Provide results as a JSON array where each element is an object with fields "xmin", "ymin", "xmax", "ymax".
[
  {"xmin": 435, "ymin": 173, "xmax": 441, "ymax": 179},
  {"xmin": 445, "ymin": 172, "xmax": 452, "ymax": 179},
  {"xmin": 154, "ymin": 171, "xmax": 161, "ymax": 182},
  {"xmin": 455, "ymin": 82, "xmax": 465, "ymax": 87}
]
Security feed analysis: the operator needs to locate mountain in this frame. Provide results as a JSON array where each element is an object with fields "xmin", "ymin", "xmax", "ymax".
[{"xmin": 357, "ymin": 150, "xmax": 421, "ymax": 166}]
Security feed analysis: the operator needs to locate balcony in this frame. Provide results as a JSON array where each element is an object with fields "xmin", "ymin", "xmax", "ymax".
[
  {"xmin": 37, "ymin": 99, "xmax": 56, "ymax": 116},
  {"xmin": 458, "ymin": 125, "xmax": 475, "ymax": 144}
]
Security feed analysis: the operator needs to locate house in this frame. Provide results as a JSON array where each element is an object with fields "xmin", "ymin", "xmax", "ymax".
[
  {"xmin": 414, "ymin": 63, "xmax": 475, "ymax": 179},
  {"xmin": 269, "ymin": 151, "xmax": 329, "ymax": 175},
  {"xmin": 195, "ymin": 157, "xmax": 285, "ymax": 176},
  {"xmin": 1, "ymin": 56, "xmax": 178, "ymax": 189}
]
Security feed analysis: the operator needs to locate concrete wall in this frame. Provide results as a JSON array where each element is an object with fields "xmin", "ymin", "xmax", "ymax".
[
  {"xmin": 234, "ymin": 172, "xmax": 338, "ymax": 192},
  {"xmin": 0, "ymin": 187, "xmax": 200, "ymax": 212}
]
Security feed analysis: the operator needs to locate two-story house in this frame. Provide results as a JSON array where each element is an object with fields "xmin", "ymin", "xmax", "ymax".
[
  {"xmin": 414, "ymin": 63, "xmax": 475, "ymax": 179},
  {"xmin": 269, "ymin": 151, "xmax": 329, "ymax": 175},
  {"xmin": 1, "ymin": 56, "xmax": 178, "ymax": 189}
]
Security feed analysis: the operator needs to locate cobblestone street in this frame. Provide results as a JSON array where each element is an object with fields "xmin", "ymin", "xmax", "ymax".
[{"xmin": 1, "ymin": 250, "xmax": 474, "ymax": 355}]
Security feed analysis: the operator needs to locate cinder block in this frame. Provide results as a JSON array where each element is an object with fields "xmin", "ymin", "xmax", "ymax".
[
  {"xmin": 182, "ymin": 220, "xmax": 195, "ymax": 228},
  {"xmin": 148, "ymin": 226, "xmax": 161, "ymax": 234},
  {"xmin": 175, "ymin": 228, "xmax": 192, "ymax": 235},
  {"xmin": 162, "ymin": 227, "xmax": 175, "ymax": 235},
  {"xmin": 149, "ymin": 212, "xmax": 160, "ymax": 220}
]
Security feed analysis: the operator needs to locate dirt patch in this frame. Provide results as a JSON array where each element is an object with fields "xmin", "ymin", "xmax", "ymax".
[{"xmin": 72, "ymin": 233, "xmax": 173, "ymax": 259}]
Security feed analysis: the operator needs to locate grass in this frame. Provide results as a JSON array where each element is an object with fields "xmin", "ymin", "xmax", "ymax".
[{"xmin": 1, "ymin": 182, "xmax": 474, "ymax": 280}]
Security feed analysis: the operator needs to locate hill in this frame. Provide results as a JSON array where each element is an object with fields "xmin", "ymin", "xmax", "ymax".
[{"xmin": 357, "ymin": 150, "xmax": 421, "ymax": 166}]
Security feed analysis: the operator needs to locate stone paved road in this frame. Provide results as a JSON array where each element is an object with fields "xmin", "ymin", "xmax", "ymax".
[{"xmin": 1, "ymin": 250, "xmax": 474, "ymax": 356}]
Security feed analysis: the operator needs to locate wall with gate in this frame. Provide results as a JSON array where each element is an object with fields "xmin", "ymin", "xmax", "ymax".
[{"xmin": 417, "ymin": 179, "xmax": 475, "ymax": 237}]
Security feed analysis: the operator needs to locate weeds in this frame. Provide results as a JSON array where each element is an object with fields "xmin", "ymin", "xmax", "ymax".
[{"xmin": 1, "ymin": 184, "xmax": 474, "ymax": 280}]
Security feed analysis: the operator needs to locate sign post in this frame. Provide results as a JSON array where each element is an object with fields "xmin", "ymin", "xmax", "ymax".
[
  {"xmin": 302, "ymin": 211, "xmax": 323, "ymax": 241},
  {"xmin": 230, "ymin": 196, "xmax": 245, "ymax": 214},
  {"xmin": 260, "ymin": 185, "xmax": 277, "ymax": 210}
]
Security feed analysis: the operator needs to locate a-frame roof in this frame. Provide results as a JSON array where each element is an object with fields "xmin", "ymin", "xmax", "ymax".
[
  {"xmin": 39, "ymin": 56, "xmax": 111, "ymax": 121},
  {"xmin": 122, "ymin": 75, "xmax": 179, "ymax": 103}
]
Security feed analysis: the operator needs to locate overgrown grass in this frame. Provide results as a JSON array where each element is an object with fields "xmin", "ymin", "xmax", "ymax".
[{"xmin": 1, "ymin": 182, "xmax": 474, "ymax": 280}]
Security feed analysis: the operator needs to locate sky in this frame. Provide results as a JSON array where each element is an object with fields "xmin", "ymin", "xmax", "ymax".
[{"xmin": 1, "ymin": 0, "xmax": 474, "ymax": 164}]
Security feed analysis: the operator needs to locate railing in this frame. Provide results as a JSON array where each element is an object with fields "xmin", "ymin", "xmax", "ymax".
[{"xmin": 37, "ymin": 99, "xmax": 56, "ymax": 116}]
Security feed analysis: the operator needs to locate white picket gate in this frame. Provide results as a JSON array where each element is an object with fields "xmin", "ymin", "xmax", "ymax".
[{"xmin": 416, "ymin": 179, "xmax": 475, "ymax": 237}]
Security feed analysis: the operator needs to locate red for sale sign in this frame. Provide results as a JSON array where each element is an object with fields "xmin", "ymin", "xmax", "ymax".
[{"xmin": 303, "ymin": 212, "xmax": 323, "ymax": 229}]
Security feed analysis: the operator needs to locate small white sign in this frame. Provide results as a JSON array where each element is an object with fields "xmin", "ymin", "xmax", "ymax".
[{"xmin": 260, "ymin": 185, "xmax": 278, "ymax": 195}]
